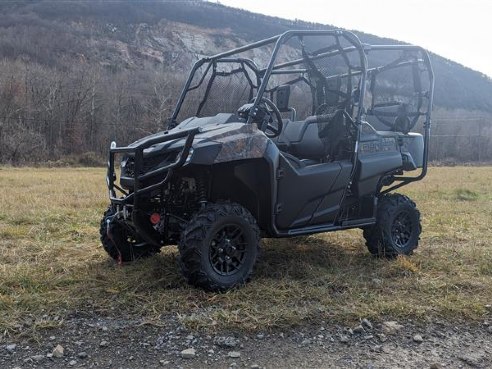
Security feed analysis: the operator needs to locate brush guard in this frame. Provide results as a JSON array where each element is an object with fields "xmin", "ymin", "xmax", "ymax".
[
  {"xmin": 106, "ymin": 127, "xmax": 199, "ymax": 247},
  {"xmin": 107, "ymin": 127, "xmax": 199, "ymax": 205}
]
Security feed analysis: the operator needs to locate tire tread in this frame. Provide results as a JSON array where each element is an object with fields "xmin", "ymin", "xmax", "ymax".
[
  {"xmin": 178, "ymin": 202, "xmax": 260, "ymax": 292},
  {"xmin": 363, "ymin": 194, "xmax": 421, "ymax": 258}
]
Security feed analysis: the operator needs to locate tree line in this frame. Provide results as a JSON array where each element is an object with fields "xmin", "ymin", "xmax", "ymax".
[
  {"xmin": 0, "ymin": 59, "xmax": 184, "ymax": 163},
  {"xmin": 0, "ymin": 58, "xmax": 490, "ymax": 164}
]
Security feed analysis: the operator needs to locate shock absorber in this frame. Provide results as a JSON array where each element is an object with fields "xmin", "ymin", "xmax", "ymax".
[{"xmin": 196, "ymin": 174, "xmax": 208, "ymax": 207}]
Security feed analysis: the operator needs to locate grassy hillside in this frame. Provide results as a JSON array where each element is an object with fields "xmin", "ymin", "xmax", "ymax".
[
  {"xmin": 0, "ymin": 166, "xmax": 491, "ymax": 335},
  {"xmin": 0, "ymin": 0, "xmax": 491, "ymax": 163}
]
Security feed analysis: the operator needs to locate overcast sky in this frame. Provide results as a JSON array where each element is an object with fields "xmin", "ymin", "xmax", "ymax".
[{"xmin": 213, "ymin": 0, "xmax": 491, "ymax": 78}]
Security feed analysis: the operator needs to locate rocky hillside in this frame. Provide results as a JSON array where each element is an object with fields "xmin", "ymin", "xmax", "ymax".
[{"xmin": 0, "ymin": 0, "xmax": 490, "ymax": 162}]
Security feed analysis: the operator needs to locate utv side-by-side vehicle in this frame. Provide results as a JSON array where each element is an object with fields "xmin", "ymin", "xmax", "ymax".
[{"xmin": 101, "ymin": 30, "xmax": 434, "ymax": 291}]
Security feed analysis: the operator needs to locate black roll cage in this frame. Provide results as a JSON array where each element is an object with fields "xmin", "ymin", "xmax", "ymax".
[{"xmin": 167, "ymin": 30, "xmax": 434, "ymax": 193}]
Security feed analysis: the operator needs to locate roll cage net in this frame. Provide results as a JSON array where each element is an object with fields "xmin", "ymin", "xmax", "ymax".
[
  {"xmin": 175, "ymin": 59, "xmax": 260, "ymax": 120},
  {"xmin": 170, "ymin": 30, "xmax": 433, "ymax": 134}
]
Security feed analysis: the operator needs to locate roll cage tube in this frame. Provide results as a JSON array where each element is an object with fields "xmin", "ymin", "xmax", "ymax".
[
  {"xmin": 248, "ymin": 30, "xmax": 368, "ymax": 125},
  {"xmin": 166, "ymin": 31, "xmax": 433, "ymax": 195},
  {"xmin": 254, "ymin": 30, "xmax": 368, "ymax": 221},
  {"xmin": 366, "ymin": 45, "xmax": 434, "ymax": 194},
  {"xmin": 168, "ymin": 30, "xmax": 370, "ymax": 230},
  {"xmin": 169, "ymin": 30, "xmax": 368, "ymax": 126},
  {"xmin": 168, "ymin": 34, "xmax": 279, "ymax": 127},
  {"xmin": 168, "ymin": 57, "xmax": 261, "ymax": 128},
  {"xmin": 263, "ymin": 42, "xmax": 434, "ymax": 193}
]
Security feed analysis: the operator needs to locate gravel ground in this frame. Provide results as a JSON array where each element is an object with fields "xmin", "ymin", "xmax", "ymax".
[{"xmin": 1, "ymin": 314, "xmax": 491, "ymax": 369}]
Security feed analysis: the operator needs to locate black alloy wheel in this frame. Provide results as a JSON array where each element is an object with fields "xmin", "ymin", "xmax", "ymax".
[
  {"xmin": 179, "ymin": 202, "xmax": 260, "ymax": 291},
  {"xmin": 391, "ymin": 210, "xmax": 413, "ymax": 249},
  {"xmin": 209, "ymin": 224, "xmax": 248, "ymax": 276},
  {"xmin": 363, "ymin": 194, "xmax": 421, "ymax": 258}
]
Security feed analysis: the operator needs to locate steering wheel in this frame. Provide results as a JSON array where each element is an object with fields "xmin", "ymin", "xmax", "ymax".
[
  {"xmin": 370, "ymin": 101, "xmax": 420, "ymax": 133},
  {"xmin": 250, "ymin": 97, "xmax": 284, "ymax": 138}
]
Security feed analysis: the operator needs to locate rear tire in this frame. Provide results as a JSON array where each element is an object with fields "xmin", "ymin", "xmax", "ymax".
[
  {"xmin": 99, "ymin": 206, "xmax": 160, "ymax": 262},
  {"xmin": 363, "ymin": 194, "xmax": 421, "ymax": 258},
  {"xmin": 179, "ymin": 202, "xmax": 260, "ymax": 292}
]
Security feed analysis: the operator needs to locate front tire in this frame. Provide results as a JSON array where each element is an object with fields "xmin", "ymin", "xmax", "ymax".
[
  {"xmin": 179, "ymin": 202, "xmax": 260, "ymax": 292},
  {"xmin": 99, "ymin": 206, "xmax": 160, "ymax": 262},
  {"xmin": 363, "ymin": 194, "xmax": 421, "ymax": 258}
]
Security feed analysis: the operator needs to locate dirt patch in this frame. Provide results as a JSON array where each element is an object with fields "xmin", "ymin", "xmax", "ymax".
[{"xmin": 1, "ymin": 315, "xmax": 491, "ymax": 369}]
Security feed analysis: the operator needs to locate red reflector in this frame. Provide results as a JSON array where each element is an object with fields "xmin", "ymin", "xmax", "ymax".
[{"xmin": 150, "ymin": 213, "xmax": 161, "ymax": 225}]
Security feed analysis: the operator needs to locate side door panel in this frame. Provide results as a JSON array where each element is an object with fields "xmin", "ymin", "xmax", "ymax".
[{"xmin": 275, "ymin": 156, "xmax": 352, "ymax": 229}]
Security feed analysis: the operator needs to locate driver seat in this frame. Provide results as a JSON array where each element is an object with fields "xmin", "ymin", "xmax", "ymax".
[
  {"xmin": 273, "ymin": 120, "xmax": 325, "ymax": 161},
  {"xmin": 273, "ymin": 109, "xmax": 350, "ymax": 162}
]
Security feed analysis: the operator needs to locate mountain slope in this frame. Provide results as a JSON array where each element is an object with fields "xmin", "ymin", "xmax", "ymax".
[
  {"xmin": 1, "ymin": 0, "xmax": 490, "ymax": 111},
  {"xmin": 0, "ymin": 0, "xmax": 490, "ymax": 163}
]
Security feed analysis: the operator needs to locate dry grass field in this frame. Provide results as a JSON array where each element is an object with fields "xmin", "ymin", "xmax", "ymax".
[{"xmin": 0, "ymin": 166, "xmax": 491, "ymax": 337}]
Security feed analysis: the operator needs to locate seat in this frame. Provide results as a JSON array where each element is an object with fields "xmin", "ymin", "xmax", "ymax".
[
  {"xmin": 314, "ymin": 109, "xmax": 350, "ymax": 159},
  {"xmin": 273, "ymin": 120, "xmax": 325, "ymax": 160},
  {"xmin": 281, "ymin": 151, "xmax": 319, "ymax": 168},
  {"xmin": 273, "ymin": 109, "xmax": 351, "ymax": 162}
]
